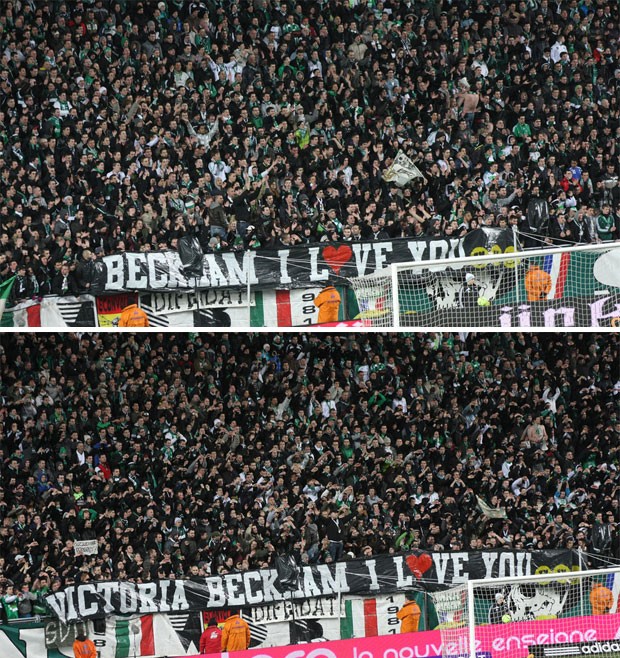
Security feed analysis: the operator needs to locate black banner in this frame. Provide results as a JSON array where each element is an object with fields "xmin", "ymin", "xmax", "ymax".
[
  {"xmin": 93, "ymin": 229, "xmax": 514, "ymax": 293},
  {"xmin": 399, "ymin": 294, "xmax": 620, "ymax": 328},
  {"xmin": 45, "ymin": 549, "xmax": 578, "ymax": 623}
]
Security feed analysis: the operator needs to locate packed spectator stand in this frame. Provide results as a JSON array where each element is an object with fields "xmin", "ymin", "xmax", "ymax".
[
  {"xmin": 0, "ymin": 0, "xmax": 619, "ymax": 301},
  {"xmin": 0, "ymin": 332, "xmax": 618, "ymax": 620}
]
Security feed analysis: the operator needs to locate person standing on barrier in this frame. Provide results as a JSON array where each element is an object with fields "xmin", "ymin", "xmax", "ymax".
[
  {"xmin": 313, "ymin": 280, "xmax": 341, "ymax": 323},
  {"xmin": 524, "ymin": 264, "xmax": 552, "ymax": 301},
  {"xmin": 590, "ymin": 582, "xmax": 614, "ymax": 614},
  {"xmin": 222, "ymin": 609, "xmax": 251, "ymax": 652},
  {"xmin": 397, "ymin": 592, "xmax": 421, "ymax": 633},
  {"xmin": 321, "ymin": 505, "xmax": 350, "ymax": 562},
  {"xmin": 200, "ymin": 617, "xmax": 223, "ymax": 654},
  {"xmin": 73, "ymin": 632, "xmax": 97, "ymax": 658},
  {"xmin": 118, "ymin": 303, "xmax": 150, "ymax": 327}
]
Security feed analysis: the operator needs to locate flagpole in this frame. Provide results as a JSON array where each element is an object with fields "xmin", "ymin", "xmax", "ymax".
[{"xmin": 513, "ymin": 224, "xmax": 520, "ymax": 304}]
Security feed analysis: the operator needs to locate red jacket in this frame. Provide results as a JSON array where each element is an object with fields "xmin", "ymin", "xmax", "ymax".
[{"xmin": 200, "ymin": 626, "xmax": 222, "ymax": 654}]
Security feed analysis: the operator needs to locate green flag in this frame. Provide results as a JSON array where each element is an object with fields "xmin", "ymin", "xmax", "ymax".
[{"xmin": 0, "ymin": 276, "xmax": 16, "ymax": 325}]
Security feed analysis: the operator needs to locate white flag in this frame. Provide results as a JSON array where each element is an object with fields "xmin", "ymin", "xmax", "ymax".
[
  {"xmin": 382, "ymin": 150, "xmax": 426, "ymax": 187},
  {"xmin": 476, "ymin": 495, "xmax": 508, "ymax": 519}
]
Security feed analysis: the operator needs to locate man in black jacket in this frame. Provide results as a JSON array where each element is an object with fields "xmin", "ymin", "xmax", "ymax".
[{"xmin": 320, "ymin": 505, "xmax": 351, "ymax": 562}]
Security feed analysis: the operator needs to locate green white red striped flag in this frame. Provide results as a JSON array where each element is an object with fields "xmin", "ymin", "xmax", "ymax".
[
  {"xmin": 340, "ymin": 594, "xmax": 407, "ymax": 638},
  {"xmin": 113, "ymin": 616, "xmax": 155, "ymax": 658}
]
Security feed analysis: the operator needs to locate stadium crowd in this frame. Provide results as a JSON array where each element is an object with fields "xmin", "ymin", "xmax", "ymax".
[
  {"xmin": 0, "ymin": 0, "xmax": 620, "ymax": 300},
  {"xmin": 0, "ymin": 332, "xmax": 618, "ymax": 618}
]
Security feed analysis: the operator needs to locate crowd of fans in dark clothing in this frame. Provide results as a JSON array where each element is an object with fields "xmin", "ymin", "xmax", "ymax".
[
  {"xmin": 0, "ymin": 332, "xmax": 618, "ymax": 618},
  {"xmin": 0, "ymin": 0, "xmax": 620, "ymax": 302}
]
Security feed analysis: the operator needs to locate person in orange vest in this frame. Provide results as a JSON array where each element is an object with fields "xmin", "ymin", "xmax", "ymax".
[
  {"xmin": 313, "ymin": 280, "xmax": 341, "ymax": 323},
  {"xmin": 397, "ymin": 592, "xmax": 421, "ymax": 633},
  {"xmin": 221, "ymin": 609, "xmax": 251, "ymax": 652},
  {"xmin": 200, "ymin": 617, "xmax": 223, "ymax": 654},
  {"xmin": 73, "ymin": 632, "xmax": 97, "ymax": 658},
  {"xmin": 524, "ymin": 264, "xmax": 552, "ymax": 301},
  {"xmin": 117, "ymin": 303, "xmax": 149, "ymax": 327},
  {"xmin": 590, "ymin": 582, "xmax": 614, "ymax": 614}
]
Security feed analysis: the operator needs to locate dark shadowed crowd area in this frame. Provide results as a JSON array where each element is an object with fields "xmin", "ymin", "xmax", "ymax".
[
  {"xmin": 0, "ymin": 0, "xmax": 619, "ymax": 301},
  {"xmin": 0, "ymin": 332, "xmax": 618, "ymax": 618}
]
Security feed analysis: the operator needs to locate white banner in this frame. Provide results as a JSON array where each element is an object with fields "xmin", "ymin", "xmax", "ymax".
[
  {"xmin": 247, "ymin": 596, "xmax": 340, "ymax": 625},
  {"xmin": 74, "ymin": 540, "xmax": 98, "ymax": 556},
  {"xmin": 144, "ymin": 288, "xmax": 254, "ymax": 315}
]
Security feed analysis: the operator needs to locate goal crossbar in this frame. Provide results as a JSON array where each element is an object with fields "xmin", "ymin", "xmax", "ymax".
[{"xmin": 465, "ymin": 565, "xmax": 620, "ymax": 588}]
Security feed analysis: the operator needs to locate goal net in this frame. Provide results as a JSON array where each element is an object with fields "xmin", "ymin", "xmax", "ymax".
[
  {"xmin": 431, "ymin": 566, "xmax": 620, "ymax": 658},
  {"xmin": 348, "ymin": 242, "xmax": 620, "ymax": 328}
]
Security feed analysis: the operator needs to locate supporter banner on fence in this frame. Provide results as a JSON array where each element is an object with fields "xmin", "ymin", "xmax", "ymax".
[
  {"xmin": 398, "ymin": 294, "xmax": 620, "ymax": 328},
  {"xmin": 96, "ymin": 293, "xmax": 137, "ymax": 327},
  {"xmin": 137, "ymin": 288, "xmax": 326, "ymax": 327},
  {"xmin": 247, "ymin": 596, "xmax": 341, "ymax": 625},
  {"xmin": 0, "ymin": 295, "xmax": 97, "ymax": 327},
  {"xmin": 45, "ymin": 549, "xmax": 578, "ymax": 623},
  {"xmin": 8, "ymin": 612, "xmax": 620, "ymax": 658},
  {"xmin": 94, "ymin": 228, "xmax": 514, "ymax": 292}
]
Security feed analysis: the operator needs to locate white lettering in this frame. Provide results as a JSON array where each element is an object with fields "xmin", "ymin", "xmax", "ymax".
[
  {"xmin": 482, "ymin": 552, "xmax": 498, "ymax": 578},
  {"xmin": 498, "ymin": 552, "xmax": 515, "ymax": 578},
  {"xmin": 45, "ymin": 594, "xmax": 67, "ymax": 621},
  {"xmin": 316, "ymin": 563, "xmax": 350, "ymax": 595},
  {"xmin": 119, "ymin": 582, "xmax": 138, "ymax": 614},
  {"xmin": 105, "ymin": 255, "xmax": 125, "ymax": 290},
  {"xmin": 204, "ymin": 254, "xmax": 228, "ymax": 287},
  {"xmin": 590, "ymin": 297, "xmax": 620, "ymax": 327},
  {"xmin": 243, "ymin": 571, "xmax": 264, "ymax": 605},
  {"xmin": 309, "ymin": 247, "xmax": 329, "ymax": 282},
  {"xmin": 433, "ymin": 554, "xmax": 450, "ymax": 585},
  {"xmin": 451, "ymin": 553, "xmax": 468, "ymax": 583},
  {"xmin": 276, "ymin": 250, "xmax": 292, "ymax": 285},
  {"xmin": 222, "ymin": 251, "xmax": 256, "ymax": 286},
  {"xmin": 406, "ymin": 241, "xmax": 428, "ymax": 262},
  {"xmin": 500, "ymin": 306, "xmax": 513, "ymax": 327},
  {"xmin": 543, "ymin": 307, "xmax": 575, "ymax": 327},
  {"xmin": 394, "ymin": 556, "xmax": 413, "ymax": 589},
  {"xmin": 76, "ymin": 584, "xmax": 98, "ymax": 617},
  {"xmin": 261, "ymin": 569, "xmax": 285, "ymax": 602},
  {"xmin": 125, "ymin": 253, "xmax": 146, "ymax": 289},
  {"xmin": 514, "ymin": 552, "xmax": 526, "ymax": 577},
  {"xmin": 428, "ymin": 240, "xmax": 450, "ymax": 261},
  {"xmin": 146, "ymin": 252, "xmax": 169, "ymax": 289},
  {"xmin": 205, "ymin": 576, "xmax": 226, "ymax": 606},
  {"xmin": 352, "ymin": 243, "xmax": 373, "ymax": 276},
  {"xmin": 372, "ymin": 242, "xmax": 393, "ymax": 271},
  {"xmin": 301, "ymin": 568, "xmax": 323, "ymax": 598},
  {"xmin": 158, "ymin": 581, "xmax": 171, "ymax": 612},
  {"xmin": 225, "ymin": 574, "xmax": 245, "ymax": 606},
  {"xmin": 137, "ymin": 582, "xmax": 159, "ymax": 613},
  {"xmin": 97, "ymin": 582, "xmax": 119, "ymax": 615},
  {"xmin": 364, "ymin": 559, "xmax": 380, "ymax": 591},
  {"xmin": 517, "ymin": 304, "xmax": 531, "ymax": 328},
  {"xmin": 171, "ymin": 581, "xmax": 189, "ymax": 611}
]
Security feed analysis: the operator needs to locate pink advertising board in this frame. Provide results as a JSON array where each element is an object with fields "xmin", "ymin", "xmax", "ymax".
[{"xmin": 183, "ymin": 613, "xmax": 620, "ymax": 658}]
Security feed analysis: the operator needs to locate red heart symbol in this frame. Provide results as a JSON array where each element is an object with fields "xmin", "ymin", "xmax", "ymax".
[
  {"xmin": 322, "ymin": 245, "xmax": 353, "ymax": 275},
  {"xmin": 406, "ymin": 553, "xmax": 433, "ymax": 579}
]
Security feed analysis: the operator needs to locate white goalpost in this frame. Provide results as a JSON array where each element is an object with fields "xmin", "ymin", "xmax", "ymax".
[
  {"xmin": 431, "ymin": 565, "xmax": 620, "ymax": 658},
  {"xmin": 348, "ymin": 242, "xmax": 620, "ymax": 329}
]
